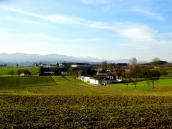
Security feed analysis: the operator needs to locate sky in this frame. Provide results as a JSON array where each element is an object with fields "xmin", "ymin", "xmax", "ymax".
[{"xmin": 0, "ymin": 0, "xmax": 172, "ymax": 61}]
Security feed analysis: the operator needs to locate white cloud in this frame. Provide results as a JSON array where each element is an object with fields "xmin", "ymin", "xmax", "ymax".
[
  {"xmin": 80, "ymin": 0, "xmax": 165, "ymax": 20},
  {"xmin": 118, "ymin": 24, "xmax": 157, "ymax": 41},
  {"xmin": 135, "ymin": 8, "xmax": 164, "ymax": 21},
  {"xmin": 3, "ymin": 6, "xmax": 89, "ymax": 25},
  {"xmin": 2, "ymin": 6, "xmax": 172, "ymax": 47},
  {"xmin": 87, "ymin": 21, "xmax": 157, "ymax": 41}
]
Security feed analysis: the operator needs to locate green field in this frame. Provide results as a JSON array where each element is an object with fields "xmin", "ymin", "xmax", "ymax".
[
  {"xmin": 0, "ymin": 76, "xmax": 172, "ymax": 96},
  {"xmin": 0, "ymin": 66, "xmax": 40, "ymax": 76},
  {"xmin": 1, "ymin": 76, "xmax": 172, "ymax": 128}
]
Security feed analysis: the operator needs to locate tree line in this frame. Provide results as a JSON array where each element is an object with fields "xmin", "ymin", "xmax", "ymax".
[{"xmin": 99, "ymin": 58, "xmax": 167, "ymax": 88}]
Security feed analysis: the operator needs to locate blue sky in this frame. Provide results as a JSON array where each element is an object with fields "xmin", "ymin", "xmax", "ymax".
[{"xmin": 0, "ymin": 0, "xmax": 172, "ymax": 61}]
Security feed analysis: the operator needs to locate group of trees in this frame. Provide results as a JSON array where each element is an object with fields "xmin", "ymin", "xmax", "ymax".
[
  {"xmin": 128, "ymin": 58, "xmax": 161, "ymax": 88},
  {"xmin": 69, "ymin": 67, "xmax": 96, "ymax": 77}
]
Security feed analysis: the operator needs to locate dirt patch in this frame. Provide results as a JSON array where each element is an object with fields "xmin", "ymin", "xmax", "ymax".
[{"xmin": 152, "ymin": 87, "xmax": 172, "ymax": 93}]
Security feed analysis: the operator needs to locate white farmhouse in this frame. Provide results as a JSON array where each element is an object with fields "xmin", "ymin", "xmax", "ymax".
[
  {"xmin": 78, "ymin": 75, "xmax": 122, "ymax": 85},
  {"xmin": 78, "ymin": 76, "xmax": 100, "ymax": 85},
  {"xmin": 89, "ymin": 78, "xmax": 100, "ymax": 85}
]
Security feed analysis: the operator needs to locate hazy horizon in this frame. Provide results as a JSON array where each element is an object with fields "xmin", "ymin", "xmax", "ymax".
[
  {"xmin": 0, "ymin": 0, "xmax": 172, "ymax": 61},
  {"xmin": 0, "ymin": 52, "xmax": 170, "ymax": 64}
]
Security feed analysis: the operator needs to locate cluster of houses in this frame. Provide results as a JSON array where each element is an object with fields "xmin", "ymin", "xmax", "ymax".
[
  {"xmin": 39, "ymin": 62, "xmax": 124, "ymax": 85},
  {"xmin": 39, "ymin": 63, "xmax": 90, "ymax": 76}
]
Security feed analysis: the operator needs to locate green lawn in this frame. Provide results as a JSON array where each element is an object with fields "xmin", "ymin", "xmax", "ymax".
[{"xmin": 0, "ymin": 76, "xmax": 172, "ymax": 96}]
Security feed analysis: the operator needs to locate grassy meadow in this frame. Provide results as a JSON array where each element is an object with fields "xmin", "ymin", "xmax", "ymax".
[
  {"xmin": 0, "ymin": 76, "xmax": 172, "ymax": 96},
  {"xmin": 0, "ymin": 66, "xmax": 40, "ymax": 76}
]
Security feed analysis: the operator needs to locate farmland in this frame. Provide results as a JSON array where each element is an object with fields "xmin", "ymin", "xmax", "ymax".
[
  {"xmin": 1, "ymin": 75, "xmax": 172, "ymax": 128},
  {"xmin": 1, "ymin": 96, "xmax": 172, "ymax": 128}
]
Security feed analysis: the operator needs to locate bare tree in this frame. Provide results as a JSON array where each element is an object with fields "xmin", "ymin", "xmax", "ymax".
[
  {"xmin": 130, "ymin": 57, "xmax": 137, "ymax": 66},
  {"xmin": 152, "ymin": 57, "xmax": 160, "ymax": 66},
  {"xmin": 128, "ymin": 58, "xmax": 140, "ymax": 88},
  {"xmin": 101, "ymin": 61, "xmax": 108, "ymax": 71},
  {"xmin": 149, "ymin": 69, "xmax": 160, "ymax": 88}
]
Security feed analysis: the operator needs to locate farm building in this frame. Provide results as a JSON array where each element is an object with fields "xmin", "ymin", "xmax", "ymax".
[
  {"xmin": 58, "ymin": 62, "xmax": 91, "ymax": 68},
  {"xmin": 78, "ymin": 75, "xmax": 120, "ymax": 85},
  {"xmin": 78, "ymin": 76, "xmax": 99, "ymax": 85},
  {"xmin": 18, "ymin": 69, "xmax": 31, "ymax": 76},
  {"xmin": 39, "ymin": 66, "xmax": 68, "ymax": 76},
  {"xmin": 71, "ymin": 63, "xmax": 91, "ymax": 68}
]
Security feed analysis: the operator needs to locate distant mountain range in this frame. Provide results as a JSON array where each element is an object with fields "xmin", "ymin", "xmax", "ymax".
[{"xmin": 0, "ymin": 53, "xmax": 130, "ymax": 65}]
